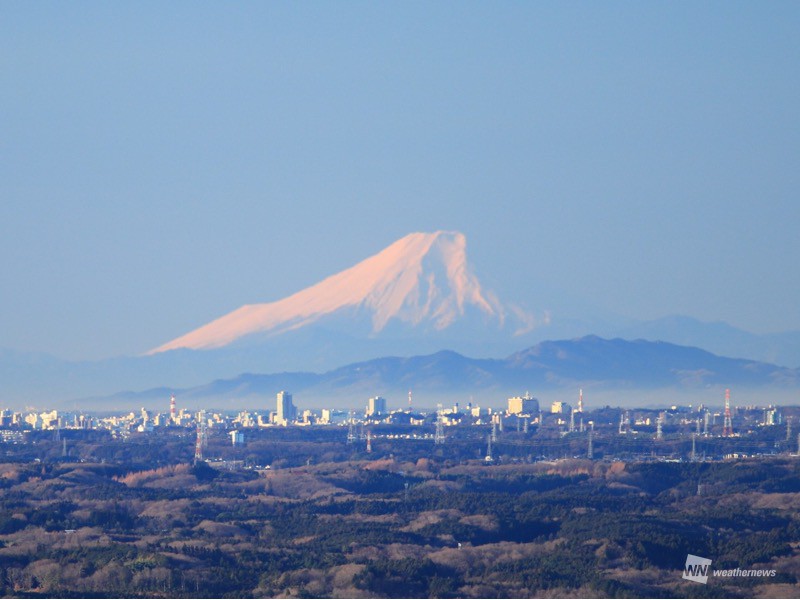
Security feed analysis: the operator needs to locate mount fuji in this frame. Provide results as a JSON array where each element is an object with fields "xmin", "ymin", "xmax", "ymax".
[{"xmin": 149, "ymin": 231, "xmax": 544, "ymax": 357}]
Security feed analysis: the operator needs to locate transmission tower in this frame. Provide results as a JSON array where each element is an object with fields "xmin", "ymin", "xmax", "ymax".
[
  {"xmin": 787, "ymin": 418, "xmax": 792, "ymax": 442},
  {"xmin": 346, "ymin": 411, "xmax": 355, "ymax": 444},
  {"xmin": 366, "ymin": 430, "xmax": 372, "ymax": 453},
  {"xmin": 655, "ymin": 414, "xmax": 663, "ymax": 440},
  {"xmin": 491, "ymin": 418, "xmax": 498, "ymax": 443},
  {"xmin": 690, "ymin": 433, "xmax": 697, "ymax": 462},
  {"xmin": 569, "ymin": 410, "xmax": 575, "ymax": 433},
  {"xmin": 434, "ymin": 404, "xmax": 445, "ymax": 445},
  {"xmin": 485, "ymin": 434, "xmax": 493, "ymax": 462},
  {"xmin": 723, "ymin": 389, "xmax": 733, "ymax": 437},
  {"xmin": 588, "ymin": 423, "xmax": 594, "ymax": 459},
  {"xmin": 194, "ymin": 409, "xmax": 207, "ymax": 464}
]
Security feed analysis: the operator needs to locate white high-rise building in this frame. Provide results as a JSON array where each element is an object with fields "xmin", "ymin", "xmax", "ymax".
[{"xmin": 276, "ymin": 391, "xmax": 296, "ymax": 425}]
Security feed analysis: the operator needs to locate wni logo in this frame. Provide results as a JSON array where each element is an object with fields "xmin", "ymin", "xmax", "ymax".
[{"xmin": 683, "ymin": 554, "xmax": 712, "ymax": 584}]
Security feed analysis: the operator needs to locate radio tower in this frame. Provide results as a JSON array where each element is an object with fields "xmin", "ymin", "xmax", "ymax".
[
  {"xmin": 588, "ymin": 423, "xmax": 594, "ymax": 459},
  {"xmin": 434, "ymin": 404, "xmax": 445, "ymax": 445},
  {"xmin": 170, "ymin": 394, "xmax": 177, "ymax": 424},
  {"xmin": 578, "ymin": 388, "xmax": 584, "ymax": 414},
  {"xmin": 408, "ymin": 390, "xmax": 412, "ymax": 411},
  {"xmin": 723, "ymin": 389, "xmax": 733, "ymax": 437},
  {"xmin": 194, "ymin": 409, "xmax": 207, "ymax": 464},
  {"xmin": 366, "ymin": 430, "xmax": 372, "ymax": 453}
]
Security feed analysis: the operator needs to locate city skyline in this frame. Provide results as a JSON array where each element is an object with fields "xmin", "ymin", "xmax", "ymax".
[{"xmin": 1, "ymin": 2, "xmax": 799, "ymax": 361}]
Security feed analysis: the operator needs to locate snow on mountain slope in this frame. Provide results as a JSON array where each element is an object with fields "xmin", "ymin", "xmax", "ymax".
[{"xmin": 149, "ymin": 231, "xmax": 535, "ymax": 354}]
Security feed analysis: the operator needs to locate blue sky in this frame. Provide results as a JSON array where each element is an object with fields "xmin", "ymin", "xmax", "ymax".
[{"xmin": 1, "ymin": 1, "xmax": 799, "ymax": 360}]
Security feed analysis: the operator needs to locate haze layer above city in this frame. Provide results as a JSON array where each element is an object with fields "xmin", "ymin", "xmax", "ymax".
[{"xmin": 1, "ymin": 3, "xmax": 799, "ymax": 409}]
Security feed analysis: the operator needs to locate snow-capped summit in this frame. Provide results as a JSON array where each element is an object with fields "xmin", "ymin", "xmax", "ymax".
[{"xmin": 149, "ymin": 231, "xmax": 536, "ymax": 354}]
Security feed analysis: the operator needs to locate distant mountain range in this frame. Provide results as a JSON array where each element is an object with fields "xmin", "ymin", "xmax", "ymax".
[
  {"xmin": 2, "ymin": 231, "xmax": 799, "ymax": 408},
  {"xmin": 144, "ymin": 230, "xmax": 800, "ymax": 370},
  {"xmin": 614, "ymin": 315, "xmax": 800, "ymax": 368},
  {"xmin": 86, "ymin": 336, "xmax": 799, "ymax": 411}
]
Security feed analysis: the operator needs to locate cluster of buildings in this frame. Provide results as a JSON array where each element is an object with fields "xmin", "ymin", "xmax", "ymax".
[{"xmin": 1, "ymin": 389, "xmax": 793, "ymax": 449}]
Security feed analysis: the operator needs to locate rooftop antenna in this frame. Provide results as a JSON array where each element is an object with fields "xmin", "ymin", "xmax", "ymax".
[{"xmin": 723, "ymin": 389, "xmax": 733, "ymax": 437}]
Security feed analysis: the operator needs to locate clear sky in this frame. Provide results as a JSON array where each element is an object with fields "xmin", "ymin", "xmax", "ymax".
[{"xmin": 1, "ymin": 1, "xmax": 799, "ymax": 360}]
